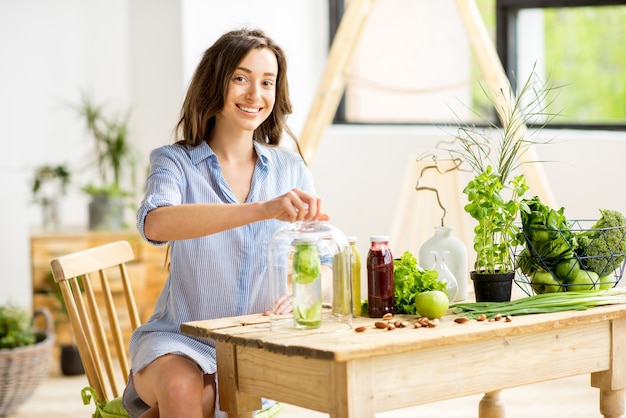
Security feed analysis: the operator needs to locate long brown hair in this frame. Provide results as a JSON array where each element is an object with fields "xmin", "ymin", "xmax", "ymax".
[{"xmin": 175, "ymin": 28, "xmax": 301, "ymax": 154}]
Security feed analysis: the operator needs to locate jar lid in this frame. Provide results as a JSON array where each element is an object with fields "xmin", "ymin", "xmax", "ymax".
[
  {"xmin": 369, "ymin": 235, "xmax": 389, "ymax": 242},
  {"xmin": 292, "ymin": 236, "xmax": 318, "ymax": 244},
  {"xmin": 346, "ymin": 235, "xmax": 357, "ymax": 243}
]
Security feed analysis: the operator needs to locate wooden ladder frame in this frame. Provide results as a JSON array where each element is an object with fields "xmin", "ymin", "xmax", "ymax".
[{"xmin": 298, "ymin": 0, "xmax": 555, "ymax": 205}]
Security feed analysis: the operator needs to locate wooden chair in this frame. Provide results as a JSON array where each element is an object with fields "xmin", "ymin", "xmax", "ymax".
[{"xmin": 50, "ymin": 240, "xmax": 141, "ymax": 404}]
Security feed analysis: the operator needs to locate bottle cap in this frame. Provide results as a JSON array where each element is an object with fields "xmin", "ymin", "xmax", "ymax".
[
  {"xmin": 346, "ymin": 236, "xmax": 357, "ymax": 243},
  {"xmin": 369, "ymin": 235, "xmax": 389, "ymax": 243},
  {"xmin": 292, "ymin": 236, "xmax": 318, "ymax": 244}
]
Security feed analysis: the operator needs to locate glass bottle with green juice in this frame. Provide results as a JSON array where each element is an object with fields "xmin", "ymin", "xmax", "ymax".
[
  {"xmin": 292, "ymin": 238, "xmax": 322, "ymax": 329},
  {"xmin": 347, "ymin": 236, "xmax": 362, "ymax": 317}
]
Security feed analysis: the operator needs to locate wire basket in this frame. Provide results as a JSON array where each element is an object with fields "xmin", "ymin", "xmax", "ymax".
[{"xmin": 513, "ymin": 220, "xmax": 626, "ymax": 296}]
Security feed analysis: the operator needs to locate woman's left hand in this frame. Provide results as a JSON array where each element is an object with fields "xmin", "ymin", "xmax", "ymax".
[{"xmin": 263, "ymin": 293, "xmax": 293, "ymax": 316}]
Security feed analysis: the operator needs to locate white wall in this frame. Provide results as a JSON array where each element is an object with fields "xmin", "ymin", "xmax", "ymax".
[
  {"xmin": 0, "ymin": 0, "xmax": 329, "ymax": 307},
  {"xmin": 313, "ymin": 126, "xmax": 626, "ymax": 289},
  {"xmin": 1, "ymin": 0, "xmax": 132, "ymax": 307},
  {"xmin": 0, "ymin": 0, "xmax": 182, "ymax": 307},
  {"xmin": 1, "ymin": 0, "xmax": 625, "ymax": 308}
]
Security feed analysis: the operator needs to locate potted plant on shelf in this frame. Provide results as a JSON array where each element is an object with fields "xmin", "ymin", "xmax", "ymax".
[
  {"xmin": 75, "ymin": 94, "xmax": 137, "ymax": 231},
  {"xmin": 31, "ymin": 164, "xmax": 71, "ymax": 230},
  {"xmin": 444, "ymin": 69, "xmax": 556, "ymax": 302}
]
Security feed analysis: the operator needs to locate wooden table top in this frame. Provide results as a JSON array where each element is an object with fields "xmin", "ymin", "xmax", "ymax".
[{"xmin": 180, "ymin": 304, "xmax": 626, "ymax": 362}]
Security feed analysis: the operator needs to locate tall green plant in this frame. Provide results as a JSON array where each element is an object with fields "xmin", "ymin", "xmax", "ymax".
[
  {"xmin": 444, "ymin": 67, "xmax": 557, "ymax": 274},
  {"xmin": 449, "ymin": 68, "xmax": 558, "ymax": 187},
  {"xmin": 75, "ymin": 94, "xmax": 136, "ymax": 197}
]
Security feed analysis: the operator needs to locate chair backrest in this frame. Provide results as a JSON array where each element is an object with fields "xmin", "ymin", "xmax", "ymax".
[{"xmin": 50, "ymin": 240, "xmax": 140, "ymax": 403}]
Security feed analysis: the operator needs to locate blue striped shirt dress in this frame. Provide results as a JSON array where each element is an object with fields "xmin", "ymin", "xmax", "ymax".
[{"xmin": 128, "ymin": 140, "xmax": 316, "ymax": 415}]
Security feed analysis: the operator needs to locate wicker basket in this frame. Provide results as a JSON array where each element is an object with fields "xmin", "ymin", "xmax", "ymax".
[
  {"xmin": 0, "ymin": 308, "xmax": 54, "ymax": 417},
  {"xmin": 514, "ymin": 220, "xmax": 626, "ymax": 296}
]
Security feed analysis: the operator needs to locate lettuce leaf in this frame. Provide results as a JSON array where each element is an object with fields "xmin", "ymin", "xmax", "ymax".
[{"xmin": 393, "ymin": 251, "xmax": 445, "ymax": 315}]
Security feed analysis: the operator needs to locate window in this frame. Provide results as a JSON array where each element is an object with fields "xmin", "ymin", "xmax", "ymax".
[
  {"xmin": 328, "ymin": 0, "xmax": 489, "ymax": 125},
  {"xmin": 330, "ymin": 0, "xmax": 626, "ymax": 129},
  {"xmin": 497, "ymin": 0, "xmax": 626, "ymax": 129}
]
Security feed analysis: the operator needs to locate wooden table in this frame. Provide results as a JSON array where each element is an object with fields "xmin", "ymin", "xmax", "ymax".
[{"xmin": 181, "ymin": 306, "xmax": 626, "ymax": 418}]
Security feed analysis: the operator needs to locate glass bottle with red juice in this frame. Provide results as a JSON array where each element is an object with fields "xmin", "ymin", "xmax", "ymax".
[{"xmin": 367, "ymin": 235, "xmax": 395, "ymax": 318}]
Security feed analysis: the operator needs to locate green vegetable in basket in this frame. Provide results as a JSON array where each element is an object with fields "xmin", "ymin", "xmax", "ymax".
[
  {"xmin": 516, "ymin": 247, "xmax": 536, "ymax": 276},
  {"xmin": 519, "ymin": 196, "xmax": 575, "ymax": 273},
  {"xmin": 599, "ymin": 275, "xmax": 617, "ymax": 290},
  {"xmin": 565, "ymin": 269, "xmax": 599, "ymax": 292},
  {"xmin": 554, "ymin": 257, "xmax": 581, "ymax": 281},
  {"xmin": 576, "ymin": 209, "xmax": 626, "ymax": 276},
  {"xmin": 530, "ymin": 269, "xmax": 564, "ymax": 294}
]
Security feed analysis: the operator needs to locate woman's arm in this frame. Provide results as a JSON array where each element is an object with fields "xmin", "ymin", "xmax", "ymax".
[{"xmin": 144, "ymin": 188, "xmax": 328, "ymax": 241}]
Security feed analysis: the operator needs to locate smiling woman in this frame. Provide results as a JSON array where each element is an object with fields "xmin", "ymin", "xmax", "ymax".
[
  {"xmin": 122, "ymin": 28, "xmax": 328, "ymax": 418},
  {"xmin": 217, "ymin": 48, "xmax": 277, "ymax": 138}
]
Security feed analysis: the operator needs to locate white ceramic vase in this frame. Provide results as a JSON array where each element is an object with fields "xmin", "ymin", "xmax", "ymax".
[{"xmin": 419, "ymin": 226, "xmax": 468, "ymax": 301}]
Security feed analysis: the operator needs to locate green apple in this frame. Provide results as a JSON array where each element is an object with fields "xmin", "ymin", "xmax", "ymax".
[
  {"xmin": 565, "ymin": 270, "xmax": 599, "ymax": 291},
  {"xmin": 554, "ymin": 258, "xmax": 580, "ymax": 281},
  {"xmin": 598, "ymin": 274, "xmax": 616, "ymax": 290},
  {"xmin": 415, "ymin": 290, "xmax": 449, "ymax": 319},
  {"xmin": 531, "ymin": 270, "xmax": 563, "ymax": 294}
]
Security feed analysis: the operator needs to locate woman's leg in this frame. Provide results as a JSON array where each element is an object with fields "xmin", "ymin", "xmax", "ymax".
[
  {"xmin": 133, "ymin": 354, "xmax": 216, "ymax": 418},
  {"xmin": 203, "ymin": 373, "xmax": 217, "ymax": 415},
  {"xmin": 138, "ymin": 407, "xmax": 159, "ymax": 418}
]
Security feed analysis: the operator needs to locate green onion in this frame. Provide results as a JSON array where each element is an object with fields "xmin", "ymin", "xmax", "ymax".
[{"xmin": 451, "ymin": 288, "xmax": 626, "ymax": 319}]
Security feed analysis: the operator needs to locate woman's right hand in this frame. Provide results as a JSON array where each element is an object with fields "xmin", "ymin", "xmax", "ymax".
[{"xmin": 264, "ymin": 188, "xmax": 329, "ymax": 223}]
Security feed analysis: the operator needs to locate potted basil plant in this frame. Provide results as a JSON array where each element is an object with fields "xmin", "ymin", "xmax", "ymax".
[
  {"xmin": 463, "ymin": 166, "xmax": 528, "ymax": 301},
  {"xmin": 446, "ymin": 69, "xmax": 556, "ymax": 301}
]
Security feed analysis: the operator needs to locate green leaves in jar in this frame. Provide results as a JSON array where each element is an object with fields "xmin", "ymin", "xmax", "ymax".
[{"xmin": 292, "ymin": 241, "xmax": 321, "ymax": 285}]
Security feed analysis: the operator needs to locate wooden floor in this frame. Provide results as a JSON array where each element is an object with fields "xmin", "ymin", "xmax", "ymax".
[{"xmin": 10, "ymin": 362, "xmax": 610, "ymax": 418}]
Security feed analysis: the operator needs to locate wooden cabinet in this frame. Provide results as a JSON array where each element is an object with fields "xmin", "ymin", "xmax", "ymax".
[{"xmin": 30, "ymin": 230, "xmax": 169, "ymax": 355}]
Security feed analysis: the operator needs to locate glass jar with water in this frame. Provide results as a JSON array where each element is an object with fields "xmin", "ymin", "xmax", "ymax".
[{"xmin": 268, "ymin": 221, "xmax": 353, "ymax": 333}]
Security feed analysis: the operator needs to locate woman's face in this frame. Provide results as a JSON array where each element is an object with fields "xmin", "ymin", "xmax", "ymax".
[{"xmin": 217, "ymin": 47, "xmax": 278, "ymax": 135}]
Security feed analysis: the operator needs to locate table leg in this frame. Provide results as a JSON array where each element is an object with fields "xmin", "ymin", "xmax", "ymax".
[
  {"xmin": 592, "ymin": 318, "xmax": 626, "ymax": 418},
  {"xmin": 478, "ymin": 390, "xmax": 505, "ymax": 418},
  {"xmin": 339, "ymin": 359, "xmax": 376, "ymax": 418},
  {"xmin": 599, "ymin": 389, "xmax": 625, "ymax": 418},
  {"xmin": 215, "ymin": 340, "xmax": 262, "ymax": 418}
]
